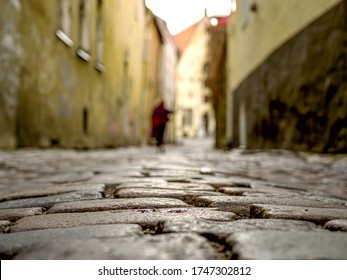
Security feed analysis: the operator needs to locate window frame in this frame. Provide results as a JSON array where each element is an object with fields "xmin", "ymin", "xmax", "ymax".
[
  {"xmin": 76, "ymin": 0, "xmax": 91, "ymax": 62},
  {"xmin": 56, "ymin": 0, "xmax": 73, "ymax": 47}
]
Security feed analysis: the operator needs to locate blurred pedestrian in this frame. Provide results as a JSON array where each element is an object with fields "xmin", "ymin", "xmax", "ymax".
[{"xmin": 151, "ymin": 99, "xmax": 172, "ymax": 153}]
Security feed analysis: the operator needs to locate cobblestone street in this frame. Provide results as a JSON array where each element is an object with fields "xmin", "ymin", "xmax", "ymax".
[{"xmin": 0, "ymin": 138, "xmax": 347, "ymax": 260}]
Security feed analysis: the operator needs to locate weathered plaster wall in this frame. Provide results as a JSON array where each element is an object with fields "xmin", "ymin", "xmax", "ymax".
[
  {"xmin": 230, "ymin": 0, "xmax": 342, "ymax": 91},
  {"xmin": 176, "ymin": 18, "xmax": 214, "ymax": 139},
  {"xmin": 143, "ymin": 11, "xmax": 163, "ymax": 143},
  {"xmin": 232, "ymin": 1, "xmax": 347, "ymax": 153},
  {"xmin": 0, "ymin": 0, "xmax": 22, "ymax": 148},
  {"xmin": 156, "ymin": 17, "xmax": 178, "ymax": 143},
  {"xmin": 103, "ymin": 0, "xmax": 147, "ymax": 147},
  {"xmin": 1, "ymin": 0, "xmax": 148, "ymax": 149}
]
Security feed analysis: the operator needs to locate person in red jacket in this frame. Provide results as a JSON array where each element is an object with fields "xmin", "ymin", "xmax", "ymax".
[{"xmin": 151, "ymin": 99, "xmax": 172, "ymax": 152}]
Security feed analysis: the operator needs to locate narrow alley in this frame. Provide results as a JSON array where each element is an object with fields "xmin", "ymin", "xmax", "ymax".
[
  {"xmin": 1, "ymin": 0, "xmax": 347, "ymax": 266},
  {"xmin": 0, "ymin": 139, "xmax": 346, "ymax": 259}
]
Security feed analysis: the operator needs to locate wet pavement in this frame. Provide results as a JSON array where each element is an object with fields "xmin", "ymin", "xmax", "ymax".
[{"xmin": 0, "ymin": 138, "xmax": 346, "ymax": 259}]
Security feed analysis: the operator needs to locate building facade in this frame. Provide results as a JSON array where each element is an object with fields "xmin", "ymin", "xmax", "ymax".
[
  {"xmin": 226, "ymin": 0, "xmax": 347, "ymax": 152},
  {"xmin": 155, "ymin": 16, "xmax": 178, "ymax": 143},
  {"xmin": 0, "ymin": 0, "xmax": 170, "ymax": 149},
  {"xmin": 175, "ymin": 18, "xmax": 215, "ymax": 140},
  {"xmin": 205, "ymin": 17, "xmax": 228, "ymax": 149}
]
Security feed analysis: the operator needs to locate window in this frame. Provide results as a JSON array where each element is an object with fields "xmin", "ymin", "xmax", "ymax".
[
  {"xmin": 77, "ymin": 0, "xmax": 91, "ymax": 61},
  {"xmin": 95, "ymin": 0, "xmax": 105, "ymax": 71},
  {"xmin": 182, "ymin": 108, "xmax": 193, "ymax": 127},
  {"xmin": 56, "ymin": 0, "xmax": 73, "ymax": 47},
  {"xmin": 204, "ymin": 94, "xmax": 211, "ymax": 103}
]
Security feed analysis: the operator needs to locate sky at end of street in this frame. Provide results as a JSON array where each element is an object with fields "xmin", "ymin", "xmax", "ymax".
[{"xmin": 145, "ymin": 0, "xmax": 236, "ymax": 35}]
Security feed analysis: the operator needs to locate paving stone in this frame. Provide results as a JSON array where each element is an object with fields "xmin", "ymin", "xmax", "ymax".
[
  {"xmin": 115, "ymin": 188, "xmax": 225, "ymax": 204},
  {"xmin": 240, "ymin": 191, "xmax": 339, "ymax": 205},
  {"xmin": 86, "ymin": 173, "xmax": 145, "ymax": 184},
  {"xmin": 161, "ymin": 218, "xmax": 323, "ymax": 238},
  {"xmin": 226, "ymin": 231, "xmax": 347, "ymax": 259},
  {"xmin": 0, "ymin": 207, "xmax": 44, "ymax": 221},
  {"xmin": 324, "ymin": 219, "xmax": 347, "ymax": 232},
  {"xmin": 218, "ymin": 187, "xmax": 256, "ymax": 196},
  {"xmin": 13, "ymin": 233, "xmax": 216, "ymax": 260},
  {"xmin": 0, "ymin": 181, "xmax": 55, "ymax": 193},
  {"xmin": 244, "ymin": 191, "xmax": 347, "ymax": 207},
  {"xmin": 1, "ymin": 141, "xmax": 346, "ymax": 260},
  {"xmin": 147, "ymin": 170, "xmax": 202, "ymax": 178},
  {"xmin": 91, "ymin": 165, "xmax": 143, "ymax": 174},
  {"xmin": 142, "ymin": 164, "xmax": 198, "ymax": 173},
  {"xmin": 0, "ymin": 183, "xmax": 105, "ymax": 202},
  {"xmin": 0, "ymin": 220, "xmax": 11, "ymax": 227},
  {"xmin": 115, "ymin": 182, "xmax": 216, "ymax": 191},
  {"xmin": 0, "ymin": 191, "xmax": 102, "ymax": 210},
  {"xmin": 199, "ymin": 167, "xmax": 214, "ymax": 175},
  {"xmin": 10, "ymin": 208, "xmax": 238, "ymax": 232},
  {"xmin": 0, "ymin": 224, "xmax": 143, "ymax": 257},
  {"xmin": 251, "ymin": 204, "xmax": 347, "ymax": 225},
  {"xmin": 87, "ymin": 177, "xmax": 168, "ymax": 186},
  {"xmin": 241, "ymin": 191, "xmax": 303, "ymax": 198},
  {"xmin": 195, "ymin": 196, "xmax": 345, "ymax": 216},
  {"xmin": 299, "ymin": 193, "xmax": 347, "ymax": 208},
  {"xmin": 160, "ymin": 177, "xmax": 195, "ymax": 183},
  {"xmin": 34, "ymin": 172, "xmax": 94, "ymax": 183},
  {"xmin": 190, "ymin": 178, "xmax": 253, "ymax": 189},
  {"xmin": 47, "ymin": 197, "xmax": 188, "ymax": 214}
]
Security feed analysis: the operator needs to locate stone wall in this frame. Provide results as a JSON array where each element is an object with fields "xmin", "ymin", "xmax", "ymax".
[{"xmin": 233, "ymin": 1, "xmax": 347, "ymax": 153}]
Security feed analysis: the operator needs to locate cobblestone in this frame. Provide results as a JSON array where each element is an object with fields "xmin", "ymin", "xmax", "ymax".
[
  {"xmin": 10, "ymin": 207, "xmax": 237, "ymax": 232},
  {"xmin": 324, "ymin": 219, "xmax": 347, "ymax": 231},
  {"xmin": 0, "ymin": 183, "xmax": 105, "ymax": 202},
  {"xmin": 0, "ymin": 207, "xmax": 44, "ymax": 221},
  {"xmin": 0, "ymin": 190, "xmax": 103, "ymax": 209},
  {"xmin": 0, "ymin": 138, "xmax": 346, "ymax": 259},
  {"xmin": 13, "ymin": 233, "xmax": 216, "ymax": 260},
  {"xmin": 226, "ymin": 231, "xmax": 347, "ymax": 259},
  {"xmin": 0, "ymin": 224, "xmax": 143, "ymax": 258},
  {"xmin": 251, "ymin": 204, "xmax": 347, "ymax": 225},
  {"xmin": 160, "ymin": 218, "xmax": 323, "ymax": 238},
  {"xmin": 0, "ymin": 220, "xmax": 11, "ymax": 228},
  {"xmin": 195, "ymin": 195, "xmax": 343, "ymax": 216},
  {"xmin": 47, "ymin": 197, "xmax": 189, "ymax": 214}
]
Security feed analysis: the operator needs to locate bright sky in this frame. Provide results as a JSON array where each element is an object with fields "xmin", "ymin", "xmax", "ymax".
[{"xmin": 145, "ymin": 0, "xmax": 236, "ymax": 35}]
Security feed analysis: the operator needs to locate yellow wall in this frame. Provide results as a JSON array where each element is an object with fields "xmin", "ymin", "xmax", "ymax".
[
  {"xmin": 1, "ymin": 0, "xmax": 148, "ymax": 148},
  {"xmin": 143, "ymin": 12, "xmax": 163, "ymax": 143},
  {"xmin": 0, "ymin": 1, "xmax": 21, "ymax": 148},
  {"xmin": 225, "ymin": 0, "xmax": 346, "ymax": 152},
  {"xmin": 176, "ymin": 18, "xmax": 215, "ymax": 139},
  {"xmin": 103, "ymin": 0, "xmax": 147, "ymax": 146},
  {"xmin": 228, "ymin": 0, "xmax": 342, "ymax": 90}
]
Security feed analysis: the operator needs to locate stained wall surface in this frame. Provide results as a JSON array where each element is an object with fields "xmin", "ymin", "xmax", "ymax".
[{"xmin": 226, "ymin": 0, "xmax": 347, "ymax": 152}]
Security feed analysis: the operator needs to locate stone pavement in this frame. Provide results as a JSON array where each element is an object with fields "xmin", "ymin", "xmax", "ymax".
[{"xmin": 0, "ymin": 138, "xmax": 346, "ymax": 260}]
